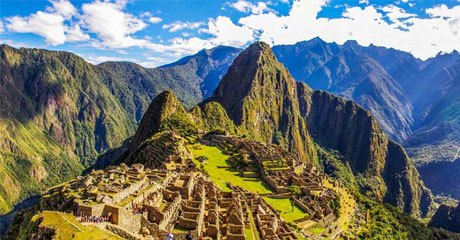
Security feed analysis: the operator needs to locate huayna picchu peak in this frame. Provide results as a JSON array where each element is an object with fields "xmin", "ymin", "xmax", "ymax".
[
  {"xmin": 210, "ymin": 41, "xmax": 433, "ymax": 217},
  {"xmin": 5, "ymin": 41, "xmax": 457, "ymax": 240}
]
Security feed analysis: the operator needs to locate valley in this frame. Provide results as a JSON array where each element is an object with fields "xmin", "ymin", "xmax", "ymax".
[{"xmin": 4, "ymin": 41, "xmax": 459, "ymax": 239}]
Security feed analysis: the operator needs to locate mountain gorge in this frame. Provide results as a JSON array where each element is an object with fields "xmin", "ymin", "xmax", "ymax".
[
  {"xmin": 1, "ymin": 37, "xmax": 459, "ymax": 237},
  {"xmin": 114, "ymin": 42, "xmax": 432, "ymax": 217},
  {"xmin": 272, "ymin": 39, "xmax": 460, "ymax": 166},
  {"xmin": 0, "ymin": 44, "xmax": 238, "ymax": 215}
]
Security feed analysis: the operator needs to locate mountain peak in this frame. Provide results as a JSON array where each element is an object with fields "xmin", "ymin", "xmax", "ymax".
[
  {"xmin": 210, "ymin": 41, "xmax": 290, "ymax": 123},
  {"xmin": 246, "ymin": 41, "xmax": 271, "ymax": 52},
  {"xmin": 209, "ymin": 41, "xmax": 317, "ymax": 162},
  {"xmin": 128, "ymin": 90, "xmax": 182, "ymax": 148}
]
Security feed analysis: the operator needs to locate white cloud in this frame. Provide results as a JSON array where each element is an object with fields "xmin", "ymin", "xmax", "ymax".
[
  {"xmin": 229, "ymin": 0, "xmax": 273, "ymax": 14},
  {"xmin": 81, "ymin": 54, "xmax": 168, "ymax": 68},
  {"xmin": 162, "ymin": 21, "xmax": 204, "ymax": 32},
  {"xmin": 66, "ymin": 24, "xmax": 90, "ymax": 41},
  {"xmin": 381, "ymin": 5, "xmax": 416, "ymax": 22},
  {"xmin": 48, "ymin": 0, "xmax": 77, "ymax": 19},
  {"xmin": 149, "ymin": 17, "xmax": 162, "ymax": 24},
  {"xmin": 5, "ymin": 0, "xmax": 86, "ymax": 45},
  {"xmin": 6, "ymin": 12, "xmax": 67, "ymax": 45},
  {"xmin": 0, "ymin": 21, "xmax": 4, "ymax": 33},
  {"xmin": 234, "ymin": 0, "xmax": 460, "ymax": 59},
  {"xmin": 84, "ymin": 55, "xmax": 133, "ymax": 64},
  {"xmin": 206, "ymin": 16, "xmax": 254, "ymax": 47},
  {"xmin": 81, "ymin": 0, "xmax": 151, "ymax": 49}
]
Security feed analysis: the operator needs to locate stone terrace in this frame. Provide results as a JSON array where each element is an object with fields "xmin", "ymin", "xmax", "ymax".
[
  {"xmin": 40, "ymin": 164, "xmax": 302, "ymax": 239},
  {"xmin": 200, "ymin": 134, "xmax": 341, "ymax": 236}
]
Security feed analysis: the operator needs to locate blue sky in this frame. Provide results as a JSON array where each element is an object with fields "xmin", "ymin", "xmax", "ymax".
[{"xmin": 0, "ymin": 0, "xmax": 459, "ymax": 67}]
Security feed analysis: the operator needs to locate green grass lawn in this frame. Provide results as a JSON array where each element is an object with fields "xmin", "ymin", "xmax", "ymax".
[
  {"xmin": 263, "ymin": 197, "xmax": 308, "ymax": 223},
  {"xmin": 39, "ymin": 211, "xmax": 122, "ymax": 240},
  {"xmin": 188, "ymin": 144, "xmax": 272, "ymax": 194},
  {"xmin": 189, "ymin": 143, "xmax": 309, "ymax": 225}
]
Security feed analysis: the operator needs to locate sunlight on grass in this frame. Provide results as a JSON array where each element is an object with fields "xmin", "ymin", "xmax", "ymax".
[
  {"xmin": 263, "ymin": 197, "xmax": 307, "ymax": 223},
  {"xmin": 188, "ymin": 143, "xmax": 272, "ymax": 194},
  {"xmin": 189, "ymin": 143, "xmax": 310, "ymax": 225},
  {"xmin": 40, "ymin": 211, "xmax": 122, "ymax": 240},
  {"xmin": 323, "ymin": 179, "xmax": 356, "ymax": 231}
]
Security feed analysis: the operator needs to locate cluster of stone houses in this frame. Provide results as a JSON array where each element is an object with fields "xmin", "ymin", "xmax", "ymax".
[
  {"xmin": 41, "ymin": 163, "xmax": 300, "ymax": 239},
  {"xmin": 201, "ymin": 134, "xmax": 341, "ymax": 235}
]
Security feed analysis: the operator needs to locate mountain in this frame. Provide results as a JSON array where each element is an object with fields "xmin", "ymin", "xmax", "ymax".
[
  {"xmin": 270, "ymin": 40, "xmax": 460, "ymax": 200},
  {"xmin": 160, "ymin": 46, "xmax": 241, "ymax": 99},
  {"xmin": 429, "ymin": 203, "xmax": 460, "ymax": 233},
  {"xmin": 98, "ymin": 42, "xmax": 433, "ymax": 217},
  {"xmin": 155, "ymin": 42, "xmax": 431, "ymax": 217},
  {"xmin": 272, "ymin": 38, "xmax": 416, "ymax": 142},
  {"xmin": 96, "ymin": 45, "xmax": 239, "ymax": 122},
  {"xmin": 418, "ymin": 159, "xmax": 460, "ymax": 199},
  {"xmin": 404, "ymin": 60, "xmax": 460, "ymax": 164},
  {"xmin": 7, "ymin": 41, "xmax": 456, "ymax": 240},
  {"xmin": 271, "ymin": 39, "xmax": 460, "ymax": 161},
  {"xmin": 0, "ymin": 44, "xmax": 238, "ymax": 215},
  {"xmin": 209, "ymin": 42, "xmax": 317, "ymax": 163},
  {"xmin": 0, "ymin": 45, "xmax": 129, "ymax": 214}
]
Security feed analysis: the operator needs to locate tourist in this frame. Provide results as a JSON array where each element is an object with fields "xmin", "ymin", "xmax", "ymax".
[
  {"xmin": 165, "ymin": 231, "xmax": 174, "ymax": 240},
  {"xmin": 185, "ymin": 230, "xmax": 193, "ymax": 240}
]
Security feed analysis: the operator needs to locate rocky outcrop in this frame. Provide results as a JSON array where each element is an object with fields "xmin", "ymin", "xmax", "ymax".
[
  {"xmin": 302, "ymin": 89, "xmax": 432, "ymax": 216},
  {"xmin": 429, "ymin": 203, "xmax": 460, "ymax": 233},
  {"xmin": 210, "ymin": 42, "xmax": 317, "ymax": 163},
  {"xmin": 210, "ymin": 41, "xmax": 433, "ymax": 217}
]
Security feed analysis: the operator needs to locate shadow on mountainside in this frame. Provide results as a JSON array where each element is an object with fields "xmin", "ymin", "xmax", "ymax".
[
  {"xmin": 0, "ymin": 195, "xmax": 39, "ymax": 235},
  {"xmin": 418, "ymin": 159, "xmax": 460, "ymax": 200}
]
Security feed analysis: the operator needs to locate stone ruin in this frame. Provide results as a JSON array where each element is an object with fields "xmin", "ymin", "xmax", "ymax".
[
  {"xmin": 38, "ymin": 131, "xmax": 346, "ymax": 239},
  {"xmin": 41, "ymin": 163, "xmax": 300, "ymax": 239},
  {"xmin": 201, "ymin": 134, "xmax": 341, "ymax": 236}
]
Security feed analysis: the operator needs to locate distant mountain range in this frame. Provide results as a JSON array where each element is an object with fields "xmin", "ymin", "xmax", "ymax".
[
  {"xmin": 107, "ymin": 42, "xmax": 432, "ymax": 218},
  {"xmin": 272, "ymin": 39, "xmax": 460, "ymax": 165},
  {"xmin": 0, "ymin": 44, "xmax": 238, "ymax": 215},
  {"xmin": 0, "ymin": 37, "xmax": 458, "ymax": 218}
]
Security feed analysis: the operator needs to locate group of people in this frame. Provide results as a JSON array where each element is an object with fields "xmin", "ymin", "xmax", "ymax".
[
  {"xmin": 131, "ymin": 204, "xmax": 146, "ymax": 215},
  {"xmin": 76, "ymin": 214, "xmax": 111, "ymax": 224},
  {"xmin": 165, "ymin": 230, "xmax": 204, "ymax": 240}
]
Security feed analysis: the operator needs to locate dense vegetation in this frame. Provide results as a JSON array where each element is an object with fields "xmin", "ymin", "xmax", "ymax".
[
  {"xmin": 0, "ymin": 44, "xmax": 237, "ymax": 216},
  {"xmin": 317, "ymin": 145, "xmax": 460, "ymax": 239}
]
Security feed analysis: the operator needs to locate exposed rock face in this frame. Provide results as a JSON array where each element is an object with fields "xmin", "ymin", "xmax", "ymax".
[
  {"xmin": 429, "ymin": 203, "xmax": 460, "ymax": 233},
  {"xmin": 0, "ymin": 43, "xmax": 237, "ymax": 212},
  {"xmin": 300, "ymin": 89, "xmax": 432, "ymax": 216},
  {"xmin": 209, "ymin": 41, "xmax": 433, "ymax": 216},
  {"xmin": 210, "ymin": 42, "xmax": 317, "ymax": 163},
  {"xmin": 272, "ymin": 40, "xmax": 460, "ymax": 167},
  {"xmin": 124, "ymin": 91, "xmax": 197, "ymax": 164},
  {"xmin": 273, "ymin": 39, "xmax": 415, "ymax": 142}
]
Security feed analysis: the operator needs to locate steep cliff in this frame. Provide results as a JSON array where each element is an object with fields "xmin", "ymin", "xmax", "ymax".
[
  {"xmin": 429, "ymin": 203, "xmax": 460, "ymax": 233},
  {"xmin": 209, "ymin": 42, "xmax": 317, "ymax": 163},
  {"xmin": 209, "ymin": 42, "xmax": 432, "ymax": 216},
  {"xmin": 301, "ymin": 88, "xmax": 432, "ymax": 216}
]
